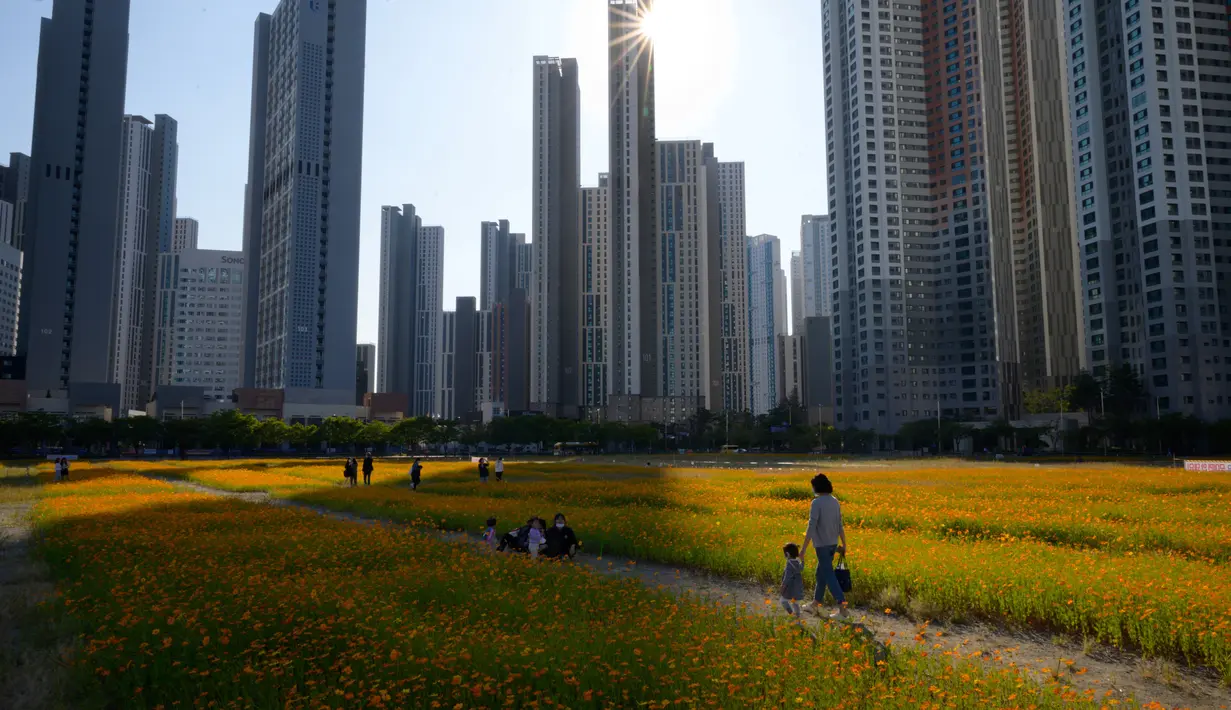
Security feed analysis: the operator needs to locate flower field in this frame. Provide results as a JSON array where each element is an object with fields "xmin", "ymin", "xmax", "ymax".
[
  {"xmin": 93, "ymin": 457, "xmax": 1231, "ymax": 685},
  {"xmin": 23, "ymin": 467, "xmax": 1104, "ymax": 709}
]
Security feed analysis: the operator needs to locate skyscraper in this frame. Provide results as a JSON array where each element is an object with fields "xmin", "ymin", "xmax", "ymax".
[
  {"xmin": 748, "ymin": 235, "xmax": 787, "ymax": 415},
  {"xmin": 355, "ymin": 343, "xmax": 375, "ymax": 399},
  {"xmin": 479, "ymin": 219, "xmax": 529, "ymax": 414},
  {"xmin": 580, "ymin": 174, "xmax": 611, "ymax": 410},
  {"xmin": 376, "ymin": 205, "xmax": 443, "ymax": 416},
  {"xmin": 714, "ymin": 158, "xmax": 750, "ymax": 412},
  {"xmin": 136, "ymin": 114, "xmax": 179, "ymax": 411},
  {"xmin": 0, "ymin": 153, "xmax": 32, "ymax": 250},
  {"xmin": 241, "ymin": 0, "xmax": 367, "ymax": 393},
  {"xmin": 22, "ymin": 0, "xmax": 130, "ymax": 408},
  {"xmin": 530, "ymin": 56, "xmax": 581, "ymax": 417},
  {"xmin": 656, "ymin": 140, "xmax": 722, "ymax": 409},
  {"xmin": 823, "ymin": 0, "xmax": 1003, "ymax": 433},
  {"xmin": 111, "ymin": 115, "xmax": 167, "ymax": 412},
  {"xmin": 789, "ymin": 251, "xmax": 804, "ymax": 336},
  {"xmin": 0, "ymin": 243, "xmax": 22, "ymax": 356},
  {"xmin": 800, "ymin": 215, "xmax": 832, "ymax": 318},
  {"xmin": 480, "ymin": 220, "xmax": 514, "ymax": 310},
  {"xmin": 1062, "ymin": 0, "xmax": 1231, "ymax": 419},
  {"xmin": 980, "ymin": 0, "xmax": 1084, "ymax": 405},
  {"xmin": 172, "ymin": 218, "xmax": 199, "ymax": 252},
  {"xmin": 609, "ymin": 0, "xmax": 658, "ymax": 398}
]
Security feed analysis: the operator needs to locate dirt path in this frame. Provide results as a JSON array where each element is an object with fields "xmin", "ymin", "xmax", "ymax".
[
  {"xmin": 144, "ymin": 475, "xmax": 1229, "ymax": 710},
  {"xmin": 0, "ymin": 487, "xmax": 70, "ymax": 710}
]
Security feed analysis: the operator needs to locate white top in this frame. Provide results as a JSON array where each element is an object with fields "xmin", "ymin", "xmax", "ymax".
[{"xmin": 495, "ymin": 460, "xmax": 504, "ymax": 472}]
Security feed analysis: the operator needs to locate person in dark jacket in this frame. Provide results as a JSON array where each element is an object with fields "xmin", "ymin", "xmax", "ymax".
[
  {"xmin": 362, "ymin": 452, "xmax": 374, "ymax": 486},
  {"xmin": 544, "ymin": 513, "xmax": 580, "ymax": 559},
  {"xmin": 409, "ymin": 458, "xmax": 422, "ymax": 490},
  {"xmin": 779, "ymin": 542, "xmax": 805, "ymax": 617},
  {"xmin": 478, "ymin": 458, "xmax": 489, "ymax": 483},
  {"xmin": 344, "ymin": 458, "xmax": 358, "ymax": 487}
]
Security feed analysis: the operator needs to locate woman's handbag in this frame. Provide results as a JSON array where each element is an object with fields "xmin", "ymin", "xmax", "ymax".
[{"xmin": 835, "ymin": 554, "xmax": 852, "ymax": 593}]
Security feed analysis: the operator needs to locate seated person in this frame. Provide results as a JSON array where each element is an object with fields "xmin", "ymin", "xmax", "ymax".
[{"xmin": 544, "ymin": 513, "xmax": 580, "ymax": 559}]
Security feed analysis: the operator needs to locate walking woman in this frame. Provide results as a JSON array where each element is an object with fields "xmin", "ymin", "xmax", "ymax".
[{"xmin": 800, "ymin": 473, "xmax": 848, "ymax": 618}]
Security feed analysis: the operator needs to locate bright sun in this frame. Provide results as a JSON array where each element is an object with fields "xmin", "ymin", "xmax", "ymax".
[{"xmin": 633, "ymin": 0, "xmax": 738, "ymax": 128}]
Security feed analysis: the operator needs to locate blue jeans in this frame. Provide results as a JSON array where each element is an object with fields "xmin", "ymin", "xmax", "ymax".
[{"xmin": 814, "ymin": 545, "xmax": 845, "ymax": 605}]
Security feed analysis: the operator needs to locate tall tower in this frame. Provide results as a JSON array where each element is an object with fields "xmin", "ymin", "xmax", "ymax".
[
  {"xmin": 172, "ymin": 218, "xmax": 199, "ymax": 252},
  {"xmin": 530, "ymin": 56, "xmax": 581, "ymax": 417},
  {"xmin": 136, "ymin": 114, "xmax": 179, "ymax": 410},
  {"xmin": 609, "ymin": 0, "xmax": 658, "ymax": 397},
  {"xmin": 111, "ymin": 115, "xmax": 155, "ymax": 412},
  {"xmin": 980, "ymin": 0, "xmax": 1084, "ymax": 411},
  {"xmin": 800, "ymin": 215, "xmax": 832, "ymax": 318},
  {"xmin": 748, "ymin": 235, "xmax": 787, "ymax": 415},
  {"xmin": 376, "ymin": 204, "xmax": 444, "ymax": 414},
  {"xmin": 580, "ymin": 174, "xmax": 611, "ymax": 410},
  {"xmin": 714, "ymin": 159, "xmax": 749, "ymax": 412},
  {"xmin": 22, "ymin": 0, "xmax": 130, "ymax": 406},
  {"xmin": 1061, "ymin": 0, "xmax": 1231, "ymax": 420},
  {"xmin": 0, "ymin": 153, "xmax": 32, "ymax": 250},
  {"xmin": 241, "ymin": 0, "xmax": 367, "ymax": 393},
  {"xmin": 789, "ymin": 251, "xmax": 804, "ymax": 336}
]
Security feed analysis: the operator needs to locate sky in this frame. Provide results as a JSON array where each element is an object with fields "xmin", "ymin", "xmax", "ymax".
[{"xmin": 0, "ymin": 0, "xmax": 828, "ymax": 345}]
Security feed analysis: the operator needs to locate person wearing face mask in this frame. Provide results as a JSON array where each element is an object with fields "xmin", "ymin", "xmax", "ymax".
[{"xmin": 544, "ymin": 513, "xmax": 579, "ymax": 559}]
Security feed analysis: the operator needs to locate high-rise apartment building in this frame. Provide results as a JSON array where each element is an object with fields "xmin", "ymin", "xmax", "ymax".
[
  {"xmin": 656, "ymin": 140, "xmax": 722, "ymax": 408},
  {"xmin": 580, "ymin": 174, "xmax": 611, "ymax": 410},
  {"xmin": 112, "ymin": 115, "xmax": 173, "ymax": 412},
  {"xmin": 173, "ymin": 218, "xmax": 199, "ymax": 252},
  {"xmin": 790, "ymin": 251, "xmax": 804, "ymax": 336},
  {"xmin": 241, "ymin": 0, "xmax": 366, "ymax": 394},
  {"xmin": 714, "ymin": 159, "xmax": 750, "ymax": 412},
  {"xmin": 823, "ymin": 0, "xmax": 1005, "ymax": 433},
  {"xmin": 437, "ymin": 311, "xmax": 456, "ymax": 420},
  {"xmin": 23, "ymin": 0, "xmax": 130, "ymax": 409},
  {"xmin": 479, "ymin": 219, "xmax": 529, "ymax": 414},
  {"xmin": 0, "ymin": 153, "xmax": 32, "ymax": 249},
  {"xmin": 800, "ymin": 215, "xmax": 833, "ymax": 318},
  {"xmin": 376, "ymin": 205, "xmax": 443, "ymax": 416},
  {"xmin": 530, "ymin": 56, "xmax": 581, "ymax": 417},
  {"xmin": 609, "ymin": 0, "xmax": 658, "ymax": 398},
  {"xmin": 355, "ymin": 343, "xmax": 375, "ymax": 400},
  {"xmin": 980, "ymin": 0, "xmax": 1084, "ymax": 407},
  {"xmin": 446, "ymin": 296, "xmax": 478, "ymax": 422},
  {"xmin": 0, "ymin": 202, "xmax": 13, "ymax": 252},
  {"xmin": 778, "ymin": 333, "xmax": 806, "ymax": 405},
  {"xmin": 481, "ymin": 220, "xmax": 515, "ymax": 310},
  {"xmin": 0, "ymin": 243, "xmax": 22, "ymax": 356},
  {"xmin": 153, "ymin": 249, "xmax": 244, "ymax": 401},
  {"xmin": 515, "ymin": 239, "xmax": 533, "ymax": 294},
  {"xmin": 748, "ymin": 235, "xmax": 787, "ymax": 415},
  {"xmin": 1062, "ymin": 0, "xmax": 1231, "ymax": 419}
]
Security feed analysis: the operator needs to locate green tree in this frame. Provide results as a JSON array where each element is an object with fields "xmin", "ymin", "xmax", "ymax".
[
  {"xmin": 253, "ymin": 418, "xmax": 292, "ymax": 449},
  {"xmin": 1070, "ymin": 372, "xmax": 1104, "ymax": 414},
  {"xmin": 1022, "ymin": 385, "xmax": 1076, "ymax": 415},
  {"xmin": 288, "ymin": 422, "xmax": 317, "ymax": 449},
  {"xmin": 162, "ymin": 417, "xmax": 204, "ymax": 453},
  {"xmin": 358, "ymin": 420, "xmax": 391, "ymax": 450},
  {"xmin": 389, "ymin": 417, "xmax": 435, "ymax": 453},
  {"xmin": 16, "ymin": 411, "xmax": 66, "ymax": 451},
  {"xmin": 318, "ymin": 416, "xmax": 364, "ymax": 451},
  {"xmin": 116, "ymin": 416, "xmax": 163, "ymax": 452},
  {"xmin": 67, "ymin": 417, "xmax": 113, "ymax": 454},
  {"xmin": 205, "ymin": 410, "xmax": 258, "ymax": 451}
]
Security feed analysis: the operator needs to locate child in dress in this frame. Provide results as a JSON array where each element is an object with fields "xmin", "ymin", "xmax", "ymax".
[
  {"xmin": 483, "ymin": 517, "xmax": 498, "ymax": 549},
  {"xmin": 780, "ymin": 542, "xmax": 805, "ymax": 617},
  {"xmin": 527, "ymin": 517, "xmax": 546, "ymax": 559}
]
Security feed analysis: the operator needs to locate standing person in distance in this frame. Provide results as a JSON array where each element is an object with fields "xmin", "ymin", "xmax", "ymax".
[
  {"xmin": 478, "ymin": 457, "xmax": 489, "ymax": 483},
  {"xmin": 362, "ymin": 451, "xmax": 374, "ymax": 486},
  {"xmin": 409, "ymin": 458, "xmax": 422, "ymax": 490},
  {"xmin": 345, "ymin": 457, "xmax": 358, "ymax": 487},
  {"xmin": 494, "ymin": 456, "xmax": 505, "ymax": 482},
  {"xmin": 800, "ymin": 473, "xmax": 848, "ymax": 618},
  {"xmin": 61, "ymin": 457, "xmax": 70, "ymax": 481}
]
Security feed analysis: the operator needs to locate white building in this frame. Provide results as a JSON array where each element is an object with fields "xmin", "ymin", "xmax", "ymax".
[
  {"xmin": 154, "ymin": 249, "xmax": 244, "ymax": 400},
  {"xmin": 715, "ymin": 160, "xmax": 750, "ymax": 412},
  {"xmin": 437, "ymin": 311, "xmax": 456, "ymax": 420},
  {"xmin": 656, "ymin": 140, "xmax": 722, "ymax": 409},
  {"xmin": 173, "ymin": 217, "xmax": 199, "ymax": 252},
  {"xmin": 0, "ymin": 242, "xmax": 21, "ymax": 355},
  {"xmin": 800, "ymin": 215, "xmax": 832, "ymax": 318},
  {"xmin": 581, "ymin": 174, "xmax": 611, "ymax": 409},
  {"xmin": 748, "ymin": 234, "xmax": 787, "ymax": 415},
  {"xmin": 414, "ymin": 226, "xmax": 444, "ymax": 416}
]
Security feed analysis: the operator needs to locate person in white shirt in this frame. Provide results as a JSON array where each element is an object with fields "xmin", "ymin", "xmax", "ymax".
[
  {"xmin": 494, "ymin": 457, "xmax": 505, "ymax": 482},
  {"xmin": 800, "ymin": 473, "xmax": 848, "ymax": 618}
]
